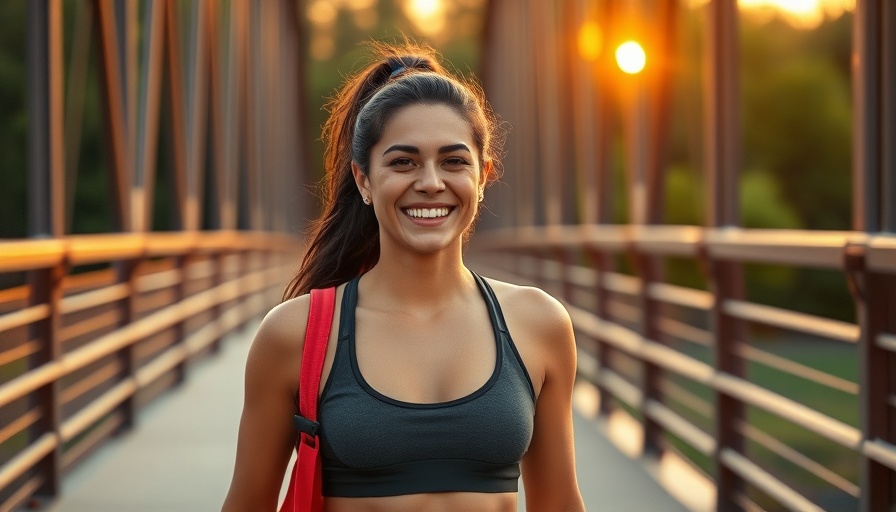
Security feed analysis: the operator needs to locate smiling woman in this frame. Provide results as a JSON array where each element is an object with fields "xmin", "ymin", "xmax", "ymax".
[
  {"xmin": 221, "ymin": 44, "xmax": 586, "ymax": 512},
  {"xmin": 353, "ymin": 103, "xmax": 483, "ymax": 255}
]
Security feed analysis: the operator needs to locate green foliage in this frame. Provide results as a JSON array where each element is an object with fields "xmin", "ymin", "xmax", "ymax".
[
  {"xmin": 740, "ymin": 16, "xmax": 852, "ymax": 230},
  {"xmin": 664, "ymin": 164, "xmax": 703, "ymax": 225},
  {"xmin": 662, "ymin": 13, "xmax": 855, "ymax": 323},
  {"xmin": 0, "ymin": 2, "xmax": 28, "ymax": 239},
  {"xmin": 740, "ymin": 169, "xmax": 803, "ymax": 229}
]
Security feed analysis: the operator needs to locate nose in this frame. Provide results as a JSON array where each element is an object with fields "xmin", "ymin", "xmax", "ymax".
[{"xmin": 415, "ymin": 161, "xmax": 445, "ymax": 195}]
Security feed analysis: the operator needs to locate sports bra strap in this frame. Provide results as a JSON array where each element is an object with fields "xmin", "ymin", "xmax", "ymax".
[
  {"xmin": 471, "ymin": 273, "xmax": 509, "ymax": 334},
  {"xmin": 337, "ymin": 277, "xmax": 358, "ymax": 340}
]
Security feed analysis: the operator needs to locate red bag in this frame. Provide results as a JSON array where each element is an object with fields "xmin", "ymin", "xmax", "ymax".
[{"xmin": 280, "ymin": 287, "xmax": 336, "ymax": 512}]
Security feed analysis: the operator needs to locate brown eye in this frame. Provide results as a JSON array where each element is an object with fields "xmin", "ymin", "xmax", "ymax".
[{"xmin": 389, "ymin": 157, "xmax": 415, "ymax": 167}]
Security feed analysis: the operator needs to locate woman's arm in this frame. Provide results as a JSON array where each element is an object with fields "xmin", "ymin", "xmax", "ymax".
[
  {"xmin": 222, "ymin": 296, "xmax": 310, "ymax": 511},
  {"xmin": 517, "ymin": 288, "xmax": 586, "ymax": 511}
]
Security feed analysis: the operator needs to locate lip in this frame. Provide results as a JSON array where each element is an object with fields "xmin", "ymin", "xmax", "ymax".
[{"xmin": 401, "ymin": 202, "xmax": 455, "ymax": 209}]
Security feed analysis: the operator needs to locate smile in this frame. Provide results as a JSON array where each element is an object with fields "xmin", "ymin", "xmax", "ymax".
[{"xmin": 403, "ymin": 207, "xmax": 452, "ymax": 219}]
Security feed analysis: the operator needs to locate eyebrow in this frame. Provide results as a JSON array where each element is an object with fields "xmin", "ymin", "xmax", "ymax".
[{"xmin": 382, "ymin": 143, "xmax": 472, "ymax": 156}]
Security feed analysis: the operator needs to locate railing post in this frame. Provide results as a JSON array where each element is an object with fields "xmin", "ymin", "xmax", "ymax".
[
  {"xmin": 26, "ymin": 0, "xmax": 65, "ymax": 501},
  {"xmin": 705, "ymin": 0, "xmax": 745, "ymax": 509},
  {"xmin": 586, "ymin": 247, "xmax": 615, "ymax": 417},
  {"xmin": 116, "ymin": 257, "xmax": 140, "ymax": 431},
  {"xmin": 25, "ymin": 264, "xmax": 65, "ymax": 501},
  {"xmin": 210, "ymin": 250, "xmax": 224, "ymax": 353},
  {"xmin": 633, "ymin": 248, "xmax": 664, "ymax": 457},
  {"xmin": 846, "ymin": 244, "xmax": 894, "ymax": 511},
  {"xmin": 173, "ymin": 253, "xmax": 191, "ymax": 384}
]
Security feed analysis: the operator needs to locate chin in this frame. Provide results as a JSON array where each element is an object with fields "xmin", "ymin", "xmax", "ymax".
[{"xmin": 401, "ymin": 234, "xmax": 461, "ymax": 255}]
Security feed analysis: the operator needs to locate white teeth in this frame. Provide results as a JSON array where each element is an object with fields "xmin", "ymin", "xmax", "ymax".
[{"xmin": 406, "ymin": 207, "xmax": 450, "ymax": 219}]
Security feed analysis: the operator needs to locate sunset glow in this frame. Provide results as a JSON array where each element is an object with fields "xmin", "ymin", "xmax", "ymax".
[
  {"xmin": 686, "ymin": 0, "xmax": 855, "ymax": 29},
  {"xmin": 403, "ymin": 0, "xmax": 446, "ymax": 36},
  {"xmin": 616, "ymin": 41, "xmax": 646, "ymax": 74}
]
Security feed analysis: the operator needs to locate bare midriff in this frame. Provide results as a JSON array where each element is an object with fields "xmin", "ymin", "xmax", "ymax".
[{"xmin": 324, "ymin": 492, "xmax": 518, "ymax": 512}]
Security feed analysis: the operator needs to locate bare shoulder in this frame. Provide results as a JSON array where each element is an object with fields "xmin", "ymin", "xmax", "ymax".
[
  {"xmin": 252, "ymin": 294, "xmax": 311, "ymax": 356},
  {"xmin": 243, "ymin": 294, "xmax": 311, "ymax": 400},
  {"xmin": 255, "ymin": 294, "xmax": 311, "ymax": 345},
  {"xmin": 481, "ymin": 277, "xmax": 575, "ymax": 396},
  {"xmin": 482, "ymin": 277, "xmax": 572, "ymax": 339}
]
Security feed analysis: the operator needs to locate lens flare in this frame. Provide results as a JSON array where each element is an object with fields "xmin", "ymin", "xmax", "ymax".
[
  {"xmin": 578, "ymin": 21, "xmax": 603, "ymax": 62},
  {"xmin": 615, "ymin": 41, "xmax": 646, "ymax": 74}
]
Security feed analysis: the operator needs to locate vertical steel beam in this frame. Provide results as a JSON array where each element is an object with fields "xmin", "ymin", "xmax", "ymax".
[
  {"xmin": 882, "ymin": 1, "xmax": 896, "ymax": 232},
  {"xmin": 28, "ymin": 0, "xmax": 65, "ymax": 239},
  {"xmin": 116, "ymin": 0, "xmax": 138, "ymax": 186},
  {"xmin": 233, "ymin": 0, "xmax": 250, "ymax": 229},
  {"xmin": 284, "ymin": 0, "xmax": 313, "ymax": 230},
  {"xmin": 208, "ymin": 0, "xmax": 227, "ymax": 231},
  {"xmin": 135, "ymin": 0, "xmax": 165, "ymax": 232},
  {"xmin": 63, "ymin": 2, "xmax": 92, "ymax": 233},
  {"xmin": 247, "ymin": 1, "xmax": 260, "ymax": 230},
  {"xmin": 234, "ymin": 0, "xmax": 248, "ymax": 230},
  {"xmin": 165, "ymin": 0, "xmax": 188, "ymax": 230},
  {"xmin": 26, "ymin": 1, "xmax": 65, "ymax": 499},
  {"xmin": 705, "ymin": 1, "xmax": 745, "ymax": 509},
  {"xmin": 705, "ymin": 0, "xmax": 740, "ymax": 228},
  {"xmin": 595, "ymin": 0, "xmax": 616, "ymax": 226},
  {"xmin": 568, "ymin": 0, "xmax": 599, "ymax": 226},
  {"xmin": 93, "ymin": 0, "xmax": 132, "ymax": 232},
  {"xmin": 532, "ymin": 1, "xmax": 563, "ymax": 226},
  {"xmin": 555, "ymin": 0, "xmax": 579, "ymax": 226},
  {"xmin": 480, "ymin": 0, "xmax": 516, "ymax": 230},
  {"xmin": 853, "ymin": 0, "xmax": 881, "ymax": 232},
  {"xmin": 260, "ymin": 0, "xmax": 280, "ymax": 231},
  {"xmin": 187, "ymin": 0, "xmax": 210, "ymax": 231},
  {"xmin": 644, "ymin": 0, "xmax": 676, "ymax": 226},
  {"xmin": 619, "ymin": 0, "xmax": 649, "ymax": 227},
  {"xmin": 516, "ymin": 0, "xmax": 537, "ymax": 228}
]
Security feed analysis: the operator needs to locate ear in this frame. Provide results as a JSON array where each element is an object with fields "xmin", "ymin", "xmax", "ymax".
[
  {"xmin": 479, "ymin": 160, "xmax": 494, "ymax": 189},
  {"xmin": 351, "ymin": 161, "xmax": 371, "ymax": 198}
]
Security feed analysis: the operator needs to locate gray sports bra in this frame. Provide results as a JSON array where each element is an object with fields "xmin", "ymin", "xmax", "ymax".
[{"xmin": 317, "ymin": 273, "xmax": 536, "ymax": 497}]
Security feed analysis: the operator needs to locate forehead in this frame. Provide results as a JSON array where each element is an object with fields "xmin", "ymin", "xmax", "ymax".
[{"xmin": 376, "ymin": 103, "xmax": 475, "ymax": 151}]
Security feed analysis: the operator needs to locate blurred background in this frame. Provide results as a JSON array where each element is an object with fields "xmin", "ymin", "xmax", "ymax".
[
  {"xmin": 3, "ymin": 1, "xmax": 895, "ymax": 511},
  {"xmin": 0, "ymin": 0, "xmax": 858, "ymax": 315}
]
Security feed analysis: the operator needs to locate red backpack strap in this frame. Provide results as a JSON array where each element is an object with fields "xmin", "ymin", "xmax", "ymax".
[
  {"xmin": 282, "ymin": 287, "xmax": 335, "ymax": 512},
  {"xmin": 294, "ymin": 287, "xmax": 336, "ymax": 446}
]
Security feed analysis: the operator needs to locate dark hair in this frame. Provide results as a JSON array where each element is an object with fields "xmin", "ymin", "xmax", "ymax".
[{"xmin": 283, "ymin": 43, "xmax": 502, "ymax": 300}]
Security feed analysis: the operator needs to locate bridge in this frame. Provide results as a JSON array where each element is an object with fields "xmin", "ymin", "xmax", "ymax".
[{"xmin": 2, "ymin": 1, "xmax": 895, "ymax": 511}]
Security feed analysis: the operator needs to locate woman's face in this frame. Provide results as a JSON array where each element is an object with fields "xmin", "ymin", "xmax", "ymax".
[{"xmin": 353, "ymin": 103, "xmax": 486, "ymax": 257}]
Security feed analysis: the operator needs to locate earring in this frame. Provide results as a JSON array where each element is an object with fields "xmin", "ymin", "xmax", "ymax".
[
  {"xmin": 478, "ymin": 189, "xmax": 484, "ymax": 203},
  {"xmin": 362, "ymin": 196, "xmax": 371, "ymax": 205}
]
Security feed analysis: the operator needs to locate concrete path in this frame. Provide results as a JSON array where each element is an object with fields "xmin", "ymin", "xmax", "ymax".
[{"xmin": 39, "ymin": 322, "xmax": 686, "ymax": 512}]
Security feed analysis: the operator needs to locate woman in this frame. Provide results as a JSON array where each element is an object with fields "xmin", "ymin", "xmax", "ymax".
[{"xmin": 223, "ymin": 44, "xmax": 585, "ymax": 512}]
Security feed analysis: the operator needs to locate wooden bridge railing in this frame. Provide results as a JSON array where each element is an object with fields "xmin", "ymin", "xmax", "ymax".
[
  {"xmin": 478, "ymin": 0, "xmax": 896, "ymax": 510},
  {"xmin": 469, "ymin": 226, "xmax": 896, "ymax": 511},
  {"xmin": 0, "ymin": 232, "xmax": 300, "ymax": 511}
]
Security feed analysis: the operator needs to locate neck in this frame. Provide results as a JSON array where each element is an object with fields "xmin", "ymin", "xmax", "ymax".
[{"xmin": 359, "ymin": 241, "xmax": 474, "ymax": 310}]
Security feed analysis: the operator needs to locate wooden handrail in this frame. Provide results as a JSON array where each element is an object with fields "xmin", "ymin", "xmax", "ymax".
[
  {"xmin": 0, "ymin": 231, "xmax": 301, "ymax": 510},
  {"xmin": 469, "ymin": 224, "xmax": 896, "ymax": 509}
]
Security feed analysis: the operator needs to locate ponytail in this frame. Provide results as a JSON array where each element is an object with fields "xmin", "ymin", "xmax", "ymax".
[{"xmin": 283, "ymin": 44, "xmax": 446, "ymax": 299}]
